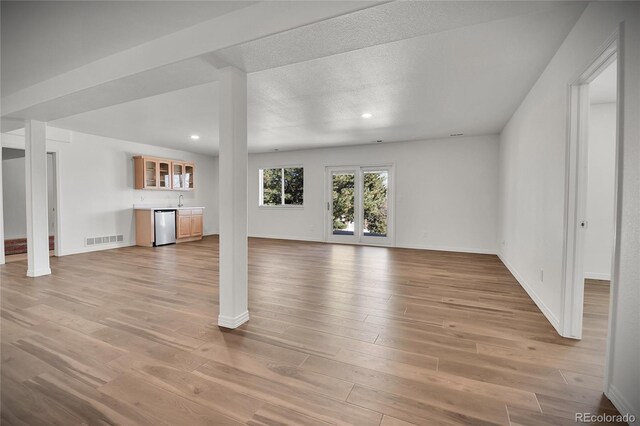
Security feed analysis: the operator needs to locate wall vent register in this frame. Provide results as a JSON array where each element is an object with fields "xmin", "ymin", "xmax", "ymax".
[{"xmin": 85, "ymin": 235, "xmax": 124, "ymax": 246}]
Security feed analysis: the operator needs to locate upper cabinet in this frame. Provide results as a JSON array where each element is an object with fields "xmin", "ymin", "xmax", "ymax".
[
  {"xmin": 185, "ymin": 163, "xmax": 195, "ymax": 190},
  {"xmin": 172, "ymin": 162, "xmax": 185, "ymax": 190},
  {"xmin": 134, "ymin": 156, "xmax": 195, "ymax": 191},
  {"xmin": 158, "ymin": 160, "xmax": 171, "ymax": 189}
]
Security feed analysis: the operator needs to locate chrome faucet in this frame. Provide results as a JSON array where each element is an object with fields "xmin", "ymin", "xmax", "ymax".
[{"xmin": 178, "ymin": 194, "xmax": 184, "ymax": 207}]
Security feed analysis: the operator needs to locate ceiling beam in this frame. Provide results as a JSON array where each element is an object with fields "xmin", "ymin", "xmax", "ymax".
[{"xmin": 1, "ymin": 1, "xmax": 382, "ymax": 132}]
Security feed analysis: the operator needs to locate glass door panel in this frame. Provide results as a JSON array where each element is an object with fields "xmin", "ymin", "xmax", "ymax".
[
  {"xmin": 328, "ymin": 170, "xmax": 359, "ymax": 243},
  {"xmin": 145, "ymin": 160, "xmax": 158, "ymax": 188},
  {"xmin": 158, "ymin": 161, "xmax": 171, "ymax": 189},
  {"xmin": 326, "ymin": 166, "xmax": 393, "ymax": 246},
  {"xmin": 361, "ymin": 169, "xmax": 391, "ymax": 244},
  {"xmin": 184, "ymin": 164, "xmax": 194, "ymax": 190},
  {"xmin": 172, "ymin": 162, "xmax": 184, "ymax": 190}
]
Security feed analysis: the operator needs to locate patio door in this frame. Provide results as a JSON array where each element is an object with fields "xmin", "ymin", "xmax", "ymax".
[{"xmin": 326, "ymin": 165, "xmax": 393, "ymax": 246}]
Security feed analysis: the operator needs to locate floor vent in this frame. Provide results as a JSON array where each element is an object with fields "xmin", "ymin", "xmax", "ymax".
[{"xmin": 85, "ymin": 235, "xmax": 124, "ymax": 247}]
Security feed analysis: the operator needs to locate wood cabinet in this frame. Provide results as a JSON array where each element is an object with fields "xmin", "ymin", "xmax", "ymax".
[
  {"xmin": 135, "ymin": 208, "xmax": 204, "ymax": 246},
  {"xmin": 177, "ymin": 214, "xmax": 192, "ymax": 239},
  {"xmin": 184, "ymin": 163, "xmax": 195, "ymax": 190},
  {"xmin": 134, "ymin": 156, "xmax": 195, "ymax": 191},
  {"xmin": 176, "ymin": 208, "xmax": 203, "ymax": 243}
]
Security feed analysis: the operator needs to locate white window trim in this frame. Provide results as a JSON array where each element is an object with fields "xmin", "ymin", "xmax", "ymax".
[{"xmin": 258, "ymin": 165, "xmax": 304, "ymax": 208}]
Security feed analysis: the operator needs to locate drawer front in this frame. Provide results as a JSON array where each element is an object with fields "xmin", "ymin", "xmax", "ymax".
[
  {"xmin": 178, "ymin": 209, "xmax": 192, "ymax": 216},
  {"xmin": 190, "ymin": 208, "xmax": 203, "ymax": 215}
]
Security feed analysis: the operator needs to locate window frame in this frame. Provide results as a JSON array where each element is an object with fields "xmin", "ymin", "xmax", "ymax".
[{"xmin": 258, "ymin": 165, "xmax": 304, "ymax": 208}]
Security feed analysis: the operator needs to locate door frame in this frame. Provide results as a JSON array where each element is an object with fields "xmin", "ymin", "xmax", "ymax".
[
  {"xmin": 561, "ymin": 28, "xmax": 622, "ymax": 395},
  {"xmin": 325, "ymin": 163, "xmax": 395, "ymax": 247},
  {"xmin": 0, "ymin": 135, "xmax": 63, "ymax": 261},
  {"xmin": 48, "ymin": 151, "xmax": 61, "ymax": 257}
]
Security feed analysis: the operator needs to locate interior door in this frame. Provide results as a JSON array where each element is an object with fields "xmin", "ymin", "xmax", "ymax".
[{"xmin": 326, "ymin": 165, "xmax": 393, "ymax": 246}]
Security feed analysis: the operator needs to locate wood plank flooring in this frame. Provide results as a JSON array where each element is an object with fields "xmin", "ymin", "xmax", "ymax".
[{"xmin": 0, "ymin": 237, "xmax": 621, "ymax": 425}]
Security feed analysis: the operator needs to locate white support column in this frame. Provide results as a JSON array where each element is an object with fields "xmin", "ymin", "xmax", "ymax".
[
  {"xmin": 25, "ymin": 120, "xmax": 51, "ymax": 277},
  {"xmin": 217, "ymin": 67, "xmax": 249, "ymax": 329}
]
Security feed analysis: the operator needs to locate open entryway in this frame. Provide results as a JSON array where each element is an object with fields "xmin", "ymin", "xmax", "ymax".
[
  {"xmin": 562, "ymin": 31, "xmax": 623, "ymax": 402},
  {"xmin": 2, "ymin": 148, "xmax": 59, "ymax": 262},
  {"xmin": 326, "ymin": 165, "xmax": 393, "ymax": 246}
]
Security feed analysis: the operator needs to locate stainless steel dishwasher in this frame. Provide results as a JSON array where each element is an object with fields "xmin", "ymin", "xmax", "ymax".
[{"xmin": 154, "ymin": 210, "xmax": 176, "ymax": 246}]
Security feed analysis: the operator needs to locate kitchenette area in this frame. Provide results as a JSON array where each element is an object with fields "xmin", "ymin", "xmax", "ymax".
[
  {"xmin": 133, "ymin": 155, "xmax": 206, "ymax": 247},
  {"xmin": 134, "ymin": 205, "xmax": 205, "ymax": 247}
]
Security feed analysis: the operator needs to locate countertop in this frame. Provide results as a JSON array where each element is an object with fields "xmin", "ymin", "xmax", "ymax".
[{"xmin": 133, "ymin": 205, "xmax": 205, "ymax": 211}]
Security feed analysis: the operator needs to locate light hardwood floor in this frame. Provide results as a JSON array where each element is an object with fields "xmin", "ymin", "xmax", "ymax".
[{"xmin": 0, "ymin": 237, "xmax": 621, "ymax": 425}]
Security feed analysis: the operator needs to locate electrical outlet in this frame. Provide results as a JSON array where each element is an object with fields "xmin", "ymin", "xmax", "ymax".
[{"xmin": 422, "ymin": 231, "xmax": 428, "ymax": 238}]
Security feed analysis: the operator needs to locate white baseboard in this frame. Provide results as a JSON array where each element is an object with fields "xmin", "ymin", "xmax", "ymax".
[
  {"xmin": 249, "ymin": 234, "xmax": 497, "ymax": 255},
  {"xmin": 585, "ymin": 272, "xmax": 611, "ymax": 281},
  {"xmin": 249, "ymin": 234, "xmax": 323, "ymax": 243},
  {"xmin": 27, "ymin": 267, "xmax": 52, "ymax": 277},
  {"xmin": 396, "ymin": 243, "xmax": 497, "ymax": 255},
  {"xmin": 497, "ymin": 253, "xmax": 561, "ymax": 334},
  {"xmin": 218, "ymin": 311, "xmax": 250, "ymax": 329},
  {"xmin": 606, "ymin": 384, "xmax": 639, "ymax": 426},
  {"xmin": 60, "ymin": 241, "xmax": 135, "ymax": 256}
]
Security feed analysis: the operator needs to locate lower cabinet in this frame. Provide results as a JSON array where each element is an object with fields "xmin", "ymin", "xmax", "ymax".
[
  {"xmin": 177, "ymin": 208, "xmax": 203, "ymax": 242},
  {"xmin": 134, "ymin": 208, "xmax": 204, "ymax": 247}
]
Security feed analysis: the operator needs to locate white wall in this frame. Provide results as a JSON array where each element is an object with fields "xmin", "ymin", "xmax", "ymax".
[
  {"xmin": 1, "ymin": 128, "xmax": 219, "ymax": 256},
  {"xmin": 585, "ymin": 102, "xmax": 616, "ymax": 280},
  {"xmin": 2, "ymin": 156, "xmax": 27, "ymax": 238},
  {"xmin": 248, "ymin": 135, "xmax": 499, "ymax": 254},
  {"xmin": 498, "ymin": 2, "xmax": 639, "ymax": 421}
]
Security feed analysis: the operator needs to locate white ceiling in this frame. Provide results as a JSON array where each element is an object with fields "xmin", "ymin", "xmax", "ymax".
[
  {"xmin": 4, "ymin": 1, "xmax": 587, "ymax": 156},
  {"xmin": 590, "ymin": 60, "xmax": 617, "ymax": 104},
  {"xmin": 0, "ymin": 1, "xmax": 256, "ymax": 96}
]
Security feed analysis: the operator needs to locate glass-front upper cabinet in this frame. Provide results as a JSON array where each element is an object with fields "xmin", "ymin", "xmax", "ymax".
[
  {"xmin": 134, "ymin": 157, "xmax": 159, "ymax": 189},
  {"xmin": 158, "ymin": 160, "xmax": 171, "ymax": 189},
  {"xmin": 145, "ymin": 160, "xmax": 158, "ymax": 188},
  {"xmin": 184, "ymin": 164, "xmax": 195, "ymax": 190},
  {"xmin": 172, "ymin": 162, "xmax": 185, "ymax": 190},
  {"xmin": 134, "ymin": 156, "xmax": 195, "ymax": 191}
]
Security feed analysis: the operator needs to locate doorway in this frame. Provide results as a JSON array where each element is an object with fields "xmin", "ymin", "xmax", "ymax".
[
  {"xmin": 582, "ymin": 60, "xmax": 617, "ymax": 352},
  {"xmin": 326, "ymin": 165, "xmax": 393, "ymax": 246},
  {"xmin": 2, "ymin": 148, "xmax": 58, "ymax": 262}
]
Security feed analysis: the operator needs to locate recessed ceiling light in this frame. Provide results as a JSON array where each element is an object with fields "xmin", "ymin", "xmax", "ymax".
[
  {"xmin": 361, "ymin": 113, "xmax": 373, "ymax": 119},
  {"xmin": 190, "ymin": 134, "xmax": 200, "ymax": 140}
]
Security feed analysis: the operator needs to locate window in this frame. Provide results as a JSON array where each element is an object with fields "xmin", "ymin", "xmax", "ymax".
[{"xmin": 260, "ymin": 167, "xmax": 304, "ymax": 206}]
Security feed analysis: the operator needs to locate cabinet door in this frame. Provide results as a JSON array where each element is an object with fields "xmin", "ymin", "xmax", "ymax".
[
  {"xmin": 144, "ymin": 159, "xmax": 158, "ymax": 188},
  {"xmin": 177, "ymin": 214, "xmax": 192, "ymax": 239},
  {"xmin": 158, "ymin": 161, "xmax": 171, "ymax": 189},
  {"xmin": 184, "ymin": 164, "xmax": 195, "ymax": 190},
  {"xmin": 172, "ymin": 162, "xmax": 185, "ymax": 190},
  {"xmin": 190, "ymin": 214, "xmax": 203, "ymax": 236}
]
